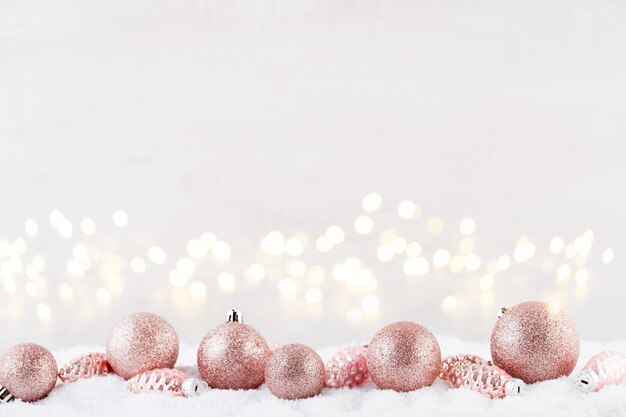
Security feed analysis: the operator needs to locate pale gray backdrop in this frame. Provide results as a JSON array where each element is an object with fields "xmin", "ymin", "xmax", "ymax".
[{"xmin": 1, "ymin": 0, "xmax": 625, "ymax": 352}]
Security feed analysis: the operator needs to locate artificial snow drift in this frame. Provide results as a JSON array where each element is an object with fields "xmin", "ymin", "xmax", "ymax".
[{"xmin": 3, "ymin": 336, "xmax": 625, "ymax": 417}]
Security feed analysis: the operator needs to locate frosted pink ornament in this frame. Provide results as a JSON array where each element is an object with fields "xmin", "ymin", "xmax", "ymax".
[
  {"xmin": 59, "ymin": 353, "xmax": 113, "ymax": 383},
  {"xmin": 440, "ymin": 354, "xmax": 524, "ymax": 399},
  {"xmin": 367, "ymin": 321, "xmax": 441, "ymax": 392},
  {"xmin": 0, "ymin": 343, "xmax": 58, "ymax": 403},
  {"xmin": 106, "ymin": 312, "xmax": 179, "ymax": 380},
  {"xmin": 576, "ymin": 351, "xmax": 626, "ymax": 392},
  {"xmin": 197, "ymin": 309, "xmax": 270, "ymax": 389},
  {"xmin": 265, "ymin": 344, "xmax": 325, "ymax": 399},
  {"xmin": 325, "ymin": 346, "xmax": 369, "ymax": 388},
  {"xmin": 490, "ymin": 301, "xmax": 579, "ymax": 383},
  {"xmin": 128, "ymin": 368, "xmax": 208, "ymax": 397}
]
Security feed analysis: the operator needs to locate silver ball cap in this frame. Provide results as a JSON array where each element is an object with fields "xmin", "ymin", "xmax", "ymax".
[
  {"xmin": 181, "ymin": 378, "xmax": 209, "ymax": 397},
  {"xmin": 227, "ymin": 308, "xmax": 243, "ymax": 323},
  {"xmin": 504, "ymin": 378, "xmax": 524, "ymax": 396},
  {"xmin": 576, "ymin": 369, "xmax": 599, "ymax": 393}
]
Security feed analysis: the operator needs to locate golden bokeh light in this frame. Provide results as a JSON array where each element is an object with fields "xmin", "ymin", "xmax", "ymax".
[{"xmin": 362, "ymin": 193, "xmax": 383, "ymax": 212}]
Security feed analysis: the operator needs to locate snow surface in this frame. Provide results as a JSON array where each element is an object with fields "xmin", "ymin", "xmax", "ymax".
[{"xmin": 2, "ymin": 337, "xmax": 625, "ymax": 417}]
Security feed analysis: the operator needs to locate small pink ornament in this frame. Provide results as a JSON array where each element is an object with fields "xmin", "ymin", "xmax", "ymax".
[
  {"xmin": 265, "ymin": 344, "xmax": 325, "ymax": 399},
  {"xmin": 439, "ymin": 354, "xmax": 489, "ymax": 384},
  {"xmin": 59, "ymin": 353, "xmax": 113, "ymax": 383},
  {"xmin": 197, "ymin": 309, "xmax": 270, "ymax": 389},
  {"xmin": 128, "ymin": 368, "xmax": 208, "ymax": 397},
  {"xmin": 490, "ymin": 301, "xmax": 579, "ymax": 384},
  {"xmin": 367, "ymin": 321, "xmax": 441, "ymax": 392},
  {"xmin": 576, "ymin": 351, "xmax": 626, "ymax": 392},
  {"xmin": 0, "ymin": 343, "xmax": 58, "ymax": 402},
  {"xmin": 325, "ymin": 346, "xmax": 369, "ymax": 388},
  {"xmin": 269, "ymin": 344, "xmax": 283, "ymax": 353},
  {"xmin": 440, "ymin": 354, "xmax": 524, "ymax": 399},
  {"xmin": 106, "ymin": 312, "xmax": 179, "ymax": 379}
]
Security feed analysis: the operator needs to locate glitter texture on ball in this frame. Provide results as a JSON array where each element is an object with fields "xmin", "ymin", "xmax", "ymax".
[
  {"xmin": 265, "ymin": 344, "xmax": 325, "ymax": 400},
  {"xmin": 106, "ymin": 312, "xmax": 179, "ymax": 379},
  {"xmin": 367, "ymin": 321, "xmax": 441, "ymax": 392},
  {"xmin": 197, "ymin": 322, "xmax": 270, "ymax": 389},
  {"xmin": 490, "ymin": 301, "xmax": 580, "ymax": 384},
  {"xmin": 0, "ymin": 343, "xmax": 58, "ymax": 402}
]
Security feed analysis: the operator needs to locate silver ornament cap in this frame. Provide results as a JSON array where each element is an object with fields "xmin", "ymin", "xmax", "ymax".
[
  {"xmin": 576, "ymin": 369, "xmax": 599, "ymax": 393},
  {"xmin": 227, "ymin": 308, "xmax": 243, "ymax": 323},
  {"xmin": 181, "ymin": 378, "xmax": 209, "ymax": 397},
  {"xmin": 504, "ymin": 378, "xmax": 524, "ymax": 396}
]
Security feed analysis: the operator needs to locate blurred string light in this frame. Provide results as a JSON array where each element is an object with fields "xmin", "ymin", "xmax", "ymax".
[
  {"xmin": 112, "ymin": 210, "xmax": 128, "ymax": 228},
  {"xmin": 0, "ymin": 197, "xmax": 615, "ymax": 325},
  {"xmin": 362, "ymin": 193, "xmax": 382, "ymax": 213}
]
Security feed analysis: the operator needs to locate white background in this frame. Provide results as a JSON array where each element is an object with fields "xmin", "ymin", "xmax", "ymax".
[{"xmin": 1, "ymin": 0, "xmax": 625, "ymax": 352}]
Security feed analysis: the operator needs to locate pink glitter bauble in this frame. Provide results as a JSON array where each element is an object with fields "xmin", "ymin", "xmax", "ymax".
[
  {"xmin": 197, "ymin": 322, "xmax": 270, "ymax": 389},
  {"xmin": 490, "ymin": 301, "xmax": 579, "ymax": 384},
  {"xmin": 0, "ymin": 343, "xmax": 58, "ymax": 402},
  {"xmin": 367, "ymin": 321, "xmax": 441, "ymax": 392},
  {"xmin": 106, "ymin": 312, "xmax": 179, "ymax": 380},
  {"xmin": 265, "ymin": 344, "xmax": 325, "ymax": 400}
]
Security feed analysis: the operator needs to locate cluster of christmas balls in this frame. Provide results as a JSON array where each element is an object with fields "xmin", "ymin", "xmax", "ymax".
[{"xmin": 1, "ymin": 301, "xmax": 625, "ymax": 404}]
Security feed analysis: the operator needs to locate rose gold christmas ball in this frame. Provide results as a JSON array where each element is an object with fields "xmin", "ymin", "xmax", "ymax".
[
  {"xmin": 0, "ymin": 343, "xmax": 57, "ymax": 402},
  {"xmin": 367, "ymin": 321, "xmax": 441, "ymax": 392},
  {"xmin": 265, "ymin": 344, "xmax": 325, "ymax": 400},
  {"xmin": 106, "ymin": 312, "xmax": 179, "ymax": 379},
  {"xmin": 197, "ymin": 322, "xmax": 270, "ymax": 389},
  {"xmin": 490, "ymin": 301, "xmax": 580, "ymax": 384}
]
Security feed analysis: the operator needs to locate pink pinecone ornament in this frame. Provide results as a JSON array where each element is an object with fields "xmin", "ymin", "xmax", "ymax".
[
  {"xmin": 440, "ymin": 354, "xmax": 489, "ymax": 385},
  {"xmin": 325, "ymin": 346, "xmax": 369, "ymax": 388},
  {"xmin": 128, "ymin": 369, "xmax": 208, "ymax": 397},
  {"xmin": 59, "ymin": 353, "xmax": 113, "ymax": 383},
  {"xmin": 440, "ymin": 354, "xmax": 524, "ymax": 399},
  {"xmin": 576, "ymin": 351, "xmax": 626, "ymax": 392}
]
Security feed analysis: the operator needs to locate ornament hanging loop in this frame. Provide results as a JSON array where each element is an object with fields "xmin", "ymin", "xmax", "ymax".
[
  {"xmin": 497, "ymin": 307, "xmax": 508, "ymax": 319},
  {"xmin": 227, "ymin": 308, "xmax": 243, "ymax": 323}
]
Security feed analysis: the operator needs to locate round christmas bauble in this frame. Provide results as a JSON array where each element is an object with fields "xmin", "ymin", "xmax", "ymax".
[
  {"xmin": 106, "ymin": 312, "xmax": 179, "ymax": 379},
  {"xmin": 490, "ymin": 301, "xmax": 579, "ymax": 383},
  {"xmin": 197, "ymin": 310, "xmax": 270, "ymax": 389},
  {"xmin": 0, "ymin": 343, "xmax": 58, "ymax": 402},
  {"xmin": 367, "ymin": 321, "xmax": 441, "ymax": 392},
  {"xmin": 265, "ymin": 344, "xmax": 325, "ymax": 399}
]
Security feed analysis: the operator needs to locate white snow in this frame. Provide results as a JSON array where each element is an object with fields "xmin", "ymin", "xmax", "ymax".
[{"xmin": 2, "ymin": 337, "xmax": 625, "ymax": 417}]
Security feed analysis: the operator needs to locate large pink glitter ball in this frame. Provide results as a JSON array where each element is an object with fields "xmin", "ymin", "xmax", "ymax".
[
  {"xmin": 490, "ymin": 301, "xmax": 580, "ymax": 384},
  {"xmin": 0, "ymin": 343, "xmax": 58, "ymax": 402},
  {"xmin": 265, "ymin": 344, "xmax": 325, "ymax": 400},
  {"xmin": 106, "ymin": 312, "xmax": 179, "ymax": 379},
  {"xmin": 197, "ymin": 322, "xmax": 270, "ymax": 389},
  {"xmin": 367, "ymin": 321, "xmax": 441, "ymax": 392}
]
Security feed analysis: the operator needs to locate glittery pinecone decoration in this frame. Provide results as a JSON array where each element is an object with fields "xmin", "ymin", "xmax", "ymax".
[
  {"xmin": 440, "ymin": 353, "xmax": 489, "ymax": 385},
  {"xmin": 440, "ymin": 354, "xmax": 524, "ymax": 399},
  {"xmin": 128, "ymin": 368, "xmax": 208, "ymax": 397},
  {"xmin": 59, "ymin": 353, "xmax": 113, "ymax": 383},
  {"xmin": 576, "ymin": 351, "xmax": 626, "ymax": 392},
  {"xmin": 325, "ymin": 346, "xmax": 369, "ymax": 388}
]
